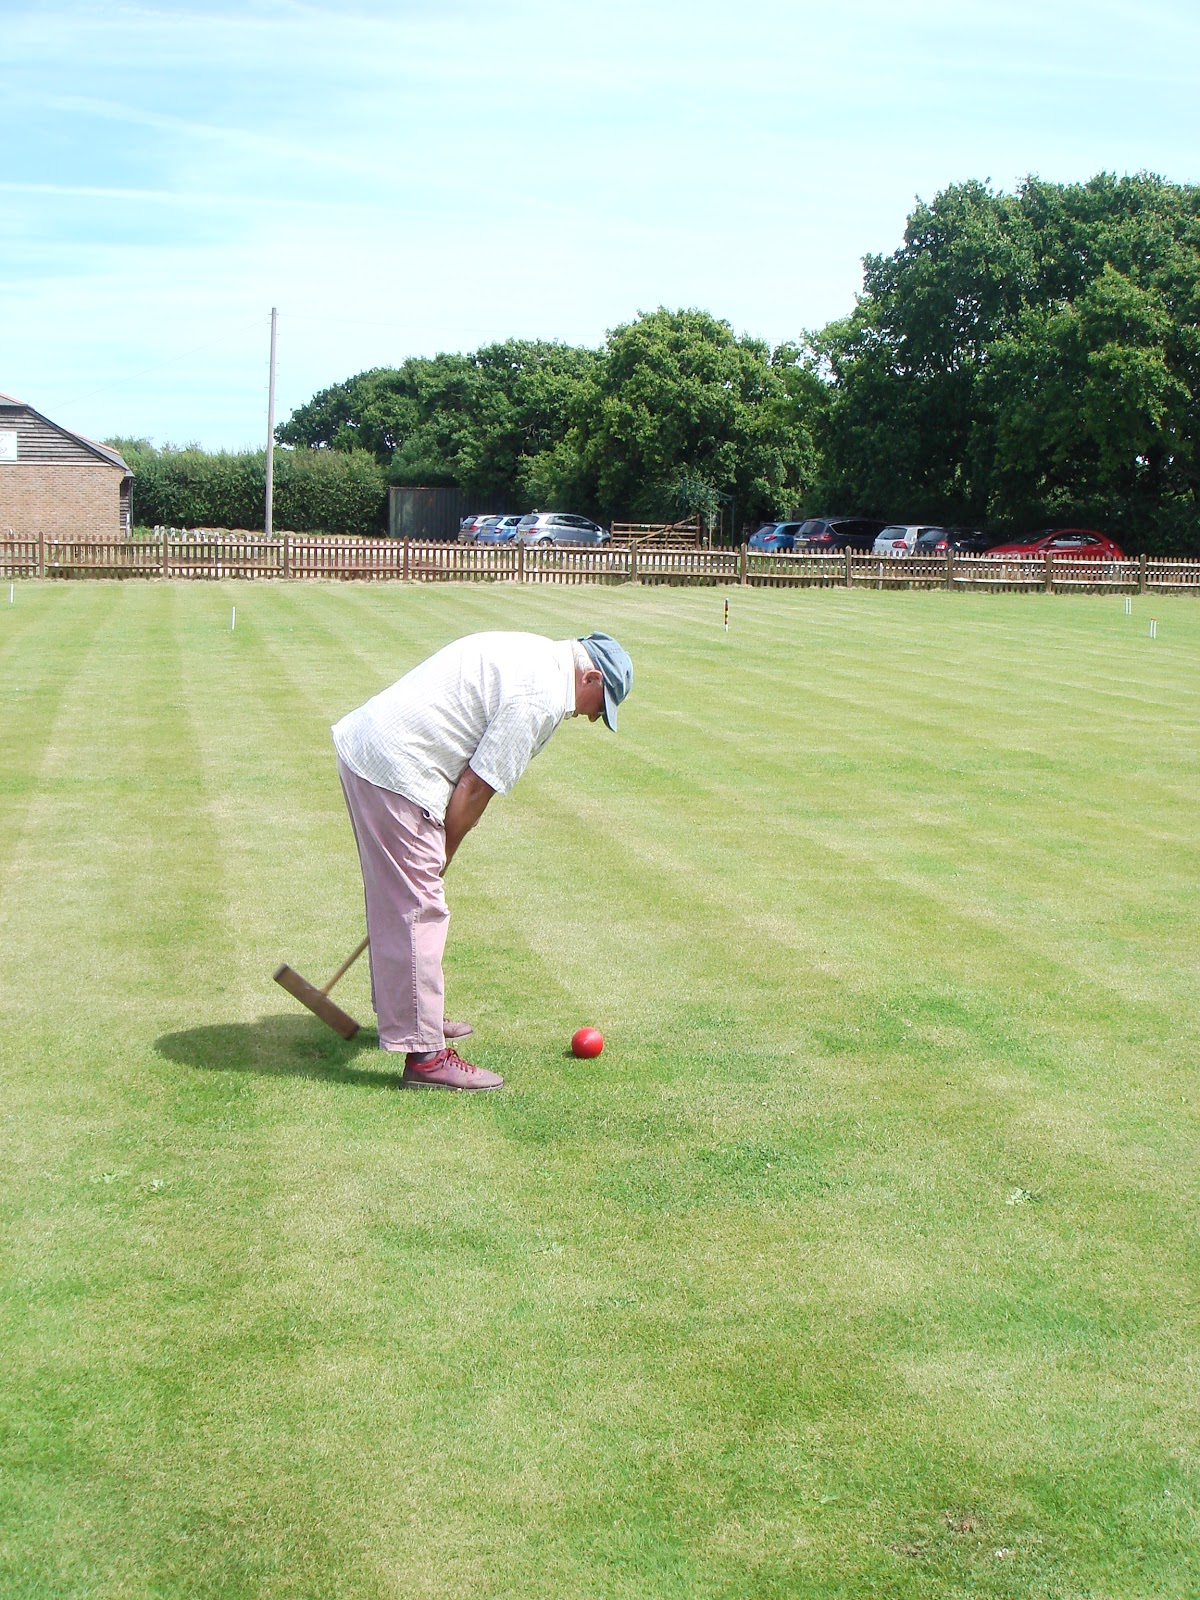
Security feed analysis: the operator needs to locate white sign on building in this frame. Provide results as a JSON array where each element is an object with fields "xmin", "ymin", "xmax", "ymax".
[{"xmin": 0, "ymin": 431, "xmax": 17, "ymax": 462}]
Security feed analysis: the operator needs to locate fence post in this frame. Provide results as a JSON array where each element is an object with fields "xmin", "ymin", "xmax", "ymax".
[
  {"xmin": 38, "ymin": 529, "xmax": 45, "ymax": 579},
  {"xmin": 403, "ymin": 537, "xmax": 410, "ymax": 582},
  {"xmin": 739, "ymin": 542, "xmax": 748, "ymax": 586},
  {"xmin": 1044, "ymin": 554, "xmax": 1053, "ymax": 594},
  {"xmin": 629, "ymin": 541, "xmax": 638, "ymax": 584},
  {"xmin": 844, "ymin": 547, "xmax": 852, "ymax": 588},
  {"xmin": 945, "ymin": 549, "xmax": 953, "ymax": 591},
  {"xmin": 518, "ymin": 540, "xmax": 525, "ymax": 583},
  {"xmin": 1139, "ymin": 551, "xmax": 1147, "ymax": 594},
  {"xmin": 162, "ymin": 527, "xmax": 169, "ymax": 579},
  {"xmin": 282, "ymin": 533, "xmax": 290, "ymax": 579}
]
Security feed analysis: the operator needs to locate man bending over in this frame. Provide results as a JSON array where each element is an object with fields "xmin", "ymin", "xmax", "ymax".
[{"xmin": 331, "ymin": 630, "xmax": 633, "ymax": 1091}]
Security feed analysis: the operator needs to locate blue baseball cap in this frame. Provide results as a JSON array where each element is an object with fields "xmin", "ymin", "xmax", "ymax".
[{"xmin": 580, "ymin": 632, "xmax": 633, "ymax": 730}]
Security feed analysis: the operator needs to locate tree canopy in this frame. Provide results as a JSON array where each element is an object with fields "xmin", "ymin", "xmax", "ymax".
[
  {"xmin": 555, "ymin": 308, "xmax": 820, "ymax": 528},
  {"xmin": 261, "ymin": 172, "xmax": 1200, "ymax": 551},
  {"xmin": 814, "ymin": 173, "xmax": 1200, "ymax": 549},
  {"xmin": 277, "ymin": 314, "xmax": 821, "ymax": 531},
  {"xmin": 277, "ymin": 340, "xmax": 601, "ymax": 511}
]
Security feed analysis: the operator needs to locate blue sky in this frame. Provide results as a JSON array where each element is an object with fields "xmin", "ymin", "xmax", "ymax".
[{"xmin": 5, "ymin": 0, "xmax": 1200, "ymax": 450}]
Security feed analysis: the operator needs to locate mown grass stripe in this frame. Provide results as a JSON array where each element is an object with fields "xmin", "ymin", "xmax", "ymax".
[{"xmin": 0, "ymin": 584, "xmax": 124, "ymax": 870}]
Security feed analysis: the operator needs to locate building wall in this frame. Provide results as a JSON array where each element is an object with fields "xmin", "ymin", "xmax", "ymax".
[{"xmin": 0, "ymin": 462, "xmax": 127, "ymax": 540}]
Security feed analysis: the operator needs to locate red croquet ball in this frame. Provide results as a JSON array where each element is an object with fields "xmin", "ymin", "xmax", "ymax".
[{"xmin": 571, "ymin": 1026, "xmax": 604, "ymax": 1059}]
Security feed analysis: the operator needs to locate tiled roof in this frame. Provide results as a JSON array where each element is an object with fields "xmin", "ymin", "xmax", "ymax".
[{"xmin": 71, "ymin": 431, "xmax": 130, "ymax": 471}]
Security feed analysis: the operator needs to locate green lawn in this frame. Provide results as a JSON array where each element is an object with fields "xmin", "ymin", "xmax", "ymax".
[{"xmin": 1, "ymin": 580, "xmax": 1198, "ymax": 1599}]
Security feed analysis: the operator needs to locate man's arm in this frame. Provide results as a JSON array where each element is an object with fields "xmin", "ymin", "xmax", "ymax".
[{"xmin": 442, "ymin": 766, "xmax": 495, "ymax": 871}]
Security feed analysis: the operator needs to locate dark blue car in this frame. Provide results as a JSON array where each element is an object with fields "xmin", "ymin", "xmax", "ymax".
[
  {"xmin": 476, "ymin": 515, "xmax": 523, "ymax": 545},
  {"xmin": 748, "ymin": 521, "xmax": 805, "ymax": 552}
]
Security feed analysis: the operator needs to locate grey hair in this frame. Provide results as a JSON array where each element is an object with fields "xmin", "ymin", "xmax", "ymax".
[{"xmin": 570, "ymin": 639, "xmax": 593, "ymax": 674}]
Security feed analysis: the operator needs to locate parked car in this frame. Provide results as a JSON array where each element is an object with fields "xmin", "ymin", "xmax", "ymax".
[
  {"xmin": 476, "ymin": 514, "xmax": 524, "ymax": 545},
  {"xmin": 458, "ymin": 514, "xmax": 503, "ymax": 542},
  {"xmin": 793, "ymin": 516, "xmax": 888, "ymax": 552},
  {"xmin": 517, "ymin": 512, "xmax": 610, "ymax": 547},
  {"xmin": 748, "ymin": 521, "xmax": 806, "ymax": 552},
  {"xmin": 913, "ymin": 528, "xmax": 1000, "ymax": 555},
  {"xmin": 871, "ymin": 523, "xmax": 949, "ymax": 555},
  {"xmin": 986, "ymin": 528, "xmax": 1126, "ymax": 560}
]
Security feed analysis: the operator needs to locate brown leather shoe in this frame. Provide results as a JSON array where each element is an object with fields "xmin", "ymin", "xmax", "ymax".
[
  {"xmin": 442, "ymin": 1018, "xmax": 473, "ymax": 1040},
  {"xmin": 402, "ymin": 1047, "xmax": 503, "ymax": 1092}
]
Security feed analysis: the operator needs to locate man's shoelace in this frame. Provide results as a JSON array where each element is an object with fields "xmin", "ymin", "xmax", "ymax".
[{"xmin": 413, "ymin": 1048, "xmax": 477, "ymax": 1074}]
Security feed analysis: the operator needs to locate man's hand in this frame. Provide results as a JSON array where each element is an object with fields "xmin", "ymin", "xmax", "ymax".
[{"xmin": 442, "ymin": 767, "xmax": 495, "ymax": 872}]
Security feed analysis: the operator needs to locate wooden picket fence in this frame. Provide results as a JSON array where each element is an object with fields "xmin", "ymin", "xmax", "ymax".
[
  {"xmin": 609, "ymin": 517, "xmax": 703, "ymax": 547},
  {"xmin": 1, "ymin": 532, "xmax": 1198, "ymax": 594}
]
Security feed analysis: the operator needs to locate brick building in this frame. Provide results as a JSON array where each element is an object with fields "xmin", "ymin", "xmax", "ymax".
[{"xmin": 0, "ymin": 392, "xmax": 132, "ymax": 540}]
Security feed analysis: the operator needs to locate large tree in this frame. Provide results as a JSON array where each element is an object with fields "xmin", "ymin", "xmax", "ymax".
[
  {"xmin": 815, "ymin": 173, "xmax": 1200, "ymax": 549},
  {"xmin": 549, "ymin": 308, "xmax": 820, "ymax": 530}
]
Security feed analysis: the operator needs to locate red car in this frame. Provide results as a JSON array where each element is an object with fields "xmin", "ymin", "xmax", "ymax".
[{"xmin": 986, "ymin": 527, "xmax": 1126, "ymax": 560}]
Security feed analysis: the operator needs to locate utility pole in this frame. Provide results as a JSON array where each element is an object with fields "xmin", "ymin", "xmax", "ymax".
[{"xmin": 265, "ymin": 306, "xmax": 278, "ymax": 537}]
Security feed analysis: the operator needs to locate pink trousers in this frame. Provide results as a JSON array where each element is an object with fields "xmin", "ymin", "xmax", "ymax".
[{"xmin": 336, "ymin": 756, "xmax": 448, "ymax": 1053}]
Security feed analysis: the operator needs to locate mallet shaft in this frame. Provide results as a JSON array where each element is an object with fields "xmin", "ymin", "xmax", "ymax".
[{"xmin": 322, "ymin": 935, "xmax": 369, "ymax": 994}]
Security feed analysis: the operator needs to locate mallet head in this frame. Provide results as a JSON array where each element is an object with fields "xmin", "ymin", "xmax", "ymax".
[{"xmin": 273, "ymin": 963, "xmax": 361, "ymax": 1039}]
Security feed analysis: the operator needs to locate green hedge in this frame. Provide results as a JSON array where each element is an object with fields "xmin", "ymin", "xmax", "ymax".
[{"xmin": 120, "ymin": 446, "xmax": 387, "ymax": 536}]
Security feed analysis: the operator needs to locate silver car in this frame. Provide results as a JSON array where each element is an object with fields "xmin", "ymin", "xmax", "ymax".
[
  {"xmin": 458, "ymin": 514, "xmax": 503, "ymax": 542},
  {"xmin": 871, "ymin": 523, "xmax": 947, "ymax": 555},
  {"xmin": 517, "ymin": 512, "xmax": 610, "ymax": 547}
]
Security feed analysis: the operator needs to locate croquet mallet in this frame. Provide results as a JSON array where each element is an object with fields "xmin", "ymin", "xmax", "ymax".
[{"xmin": 274, "ymin": 936, "xmax": 368, "ymax": 1039}]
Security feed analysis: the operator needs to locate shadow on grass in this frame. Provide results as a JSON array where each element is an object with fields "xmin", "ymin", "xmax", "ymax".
[{"xmin": 155, "ymin": 1013, "xmax": 404, "ymax": 1090}]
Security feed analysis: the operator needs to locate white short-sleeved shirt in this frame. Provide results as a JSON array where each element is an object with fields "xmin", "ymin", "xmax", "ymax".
[{"xmin": 331, "ymin": 632, "xmax": 577, "ymax": 822}]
